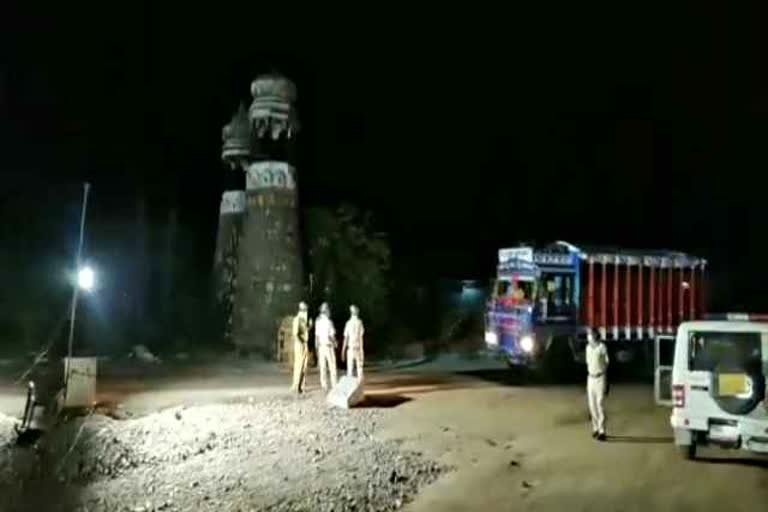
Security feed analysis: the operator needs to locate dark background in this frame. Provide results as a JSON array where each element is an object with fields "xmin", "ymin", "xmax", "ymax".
[{"xmin": 2, "ymin": 4, "xmax": 767, "ymax": 352}]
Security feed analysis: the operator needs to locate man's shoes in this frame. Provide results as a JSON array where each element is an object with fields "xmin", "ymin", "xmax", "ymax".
[
  {"xmin": 592, "ymin": 431, "xmax": 598, "ymax": 439},
  {"xmin": 597, "ymin": 432, "xmax": 607, "ymax": 441}
]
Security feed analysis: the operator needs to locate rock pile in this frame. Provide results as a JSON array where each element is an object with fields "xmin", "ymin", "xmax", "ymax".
[{"xmin": 0, "ymin": 394, "xmax": 446, "ymax": 511}]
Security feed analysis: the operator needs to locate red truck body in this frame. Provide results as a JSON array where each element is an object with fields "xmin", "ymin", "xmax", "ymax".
[{"xmin": 580, "ymin": 249, "xmax": 707, "ymax": 340}]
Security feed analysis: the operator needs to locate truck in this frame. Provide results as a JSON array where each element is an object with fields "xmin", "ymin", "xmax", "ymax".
[{"xmin": 484, "ymin": 241, "xmax": 708, "ymax": 370}]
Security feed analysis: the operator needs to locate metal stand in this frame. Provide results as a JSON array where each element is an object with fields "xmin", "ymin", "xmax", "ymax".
[{"xmin": 64, "ymin": 183, "xmax": 91, "ymax": 401}]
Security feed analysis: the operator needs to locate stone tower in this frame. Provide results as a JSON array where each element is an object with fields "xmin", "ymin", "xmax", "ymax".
[{"xmin": 216, "ymin": 74, "xmax": 303, "ymax": 358}]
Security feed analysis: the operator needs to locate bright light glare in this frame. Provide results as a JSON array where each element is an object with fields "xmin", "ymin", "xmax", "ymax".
[
  {"xmin": 78, "ymin": 266, "xmax": 95, "ymax": 291},
  {"xmin": 520, "ymin": 335, "xmax": 535, "ymax": 353}
]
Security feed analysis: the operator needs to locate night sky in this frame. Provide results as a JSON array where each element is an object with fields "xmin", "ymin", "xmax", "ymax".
[{"xmin": 3, "ymin": 5, "xmax": 768, "ymax": 310}]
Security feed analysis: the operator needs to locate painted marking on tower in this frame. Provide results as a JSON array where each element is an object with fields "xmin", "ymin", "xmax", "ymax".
[
  {"xmin": 246, "ymin": 162, "xmax": 296, "ymax": 190},
  {"xmin": 220, "ymin": 190, "xmax": 246, "ymax": 214}
]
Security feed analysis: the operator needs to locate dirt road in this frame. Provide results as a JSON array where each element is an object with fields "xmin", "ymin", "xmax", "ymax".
[
  {"xmin": 372, "ymin": 370, "xmax": 768, "ymax": 512},
  {"xmin": 1, "ymin": 358, "xmax": 767, "ymax": 510}
]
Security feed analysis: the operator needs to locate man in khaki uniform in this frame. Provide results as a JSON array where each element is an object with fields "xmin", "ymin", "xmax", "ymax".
[
  {"xmin": 290, "ymin": 302, "xmax": 311, "ymax": 393},
  {"xmin": 314, "ymin": 302, "xmax": 338, "ymax": 391},
  {"xmin": 342, "ymin": 304, "xmax": 365, "ymax": 379}
]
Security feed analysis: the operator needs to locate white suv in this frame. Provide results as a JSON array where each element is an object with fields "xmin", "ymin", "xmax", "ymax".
[{"xmin": 668, "ymin": 320, "xmax": 768, "ymax": 459}]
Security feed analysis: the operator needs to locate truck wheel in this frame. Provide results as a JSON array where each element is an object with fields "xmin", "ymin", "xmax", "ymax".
[
  {"xmin": 678, "ymin": 441, "xmax": 696, "ymax": 460},
  {"xmin": 502, "ymin": 363, "xmax": 531, "ymax": 384},
  {"xmin": 543, "ymin": 336, "xmax": 579, "ymax": 382}
]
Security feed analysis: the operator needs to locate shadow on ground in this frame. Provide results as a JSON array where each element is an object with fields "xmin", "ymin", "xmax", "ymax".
[
  {"xmin": 606, "ymin": 435, "xmax": 673, "ymax": 444},
  {"xmin": 359, "ymin": 394, "xmax": 413, "ymax": 408},
  {"xmin": 694, "ymin": 456, "xmax": 768, "ymax": 468}
]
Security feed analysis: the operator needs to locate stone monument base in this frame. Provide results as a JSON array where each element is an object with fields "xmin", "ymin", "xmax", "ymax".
[{"xmin": 327, "ymin": 376, "xmax": 364, "ymax": 409}]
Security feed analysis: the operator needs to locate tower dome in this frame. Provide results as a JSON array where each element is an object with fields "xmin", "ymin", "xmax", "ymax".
[
  {"xmin": 249, "ymin": 73, "xmax": 299, "ymax": 140},
  {"xmin": 221, "ymin": 103, "xmax": 252, "ymax": 168},
  {"xmin": 250, "ymin": 74, "xmax": 297, "ymax": 102}
]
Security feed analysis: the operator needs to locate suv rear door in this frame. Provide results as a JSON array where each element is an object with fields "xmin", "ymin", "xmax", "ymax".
[{"xmin": 655, "ymin": 334, "xmax": 676, "ymax": 406}]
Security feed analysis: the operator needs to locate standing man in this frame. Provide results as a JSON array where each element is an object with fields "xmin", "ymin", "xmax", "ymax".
[
  {"xmin": 315, "ymin": 303, "xmax": 338, "ymax": 391},
  {"xmin": 586, "ymin": 329, "xmax": 609, "ymax": 441},
  {"xmin": 290, "ymin": 302, "xmax": 311, "ymax": 394},
  {"xmin": 342, "ymin": 304, "xmax": 365, "ymax": 379}
]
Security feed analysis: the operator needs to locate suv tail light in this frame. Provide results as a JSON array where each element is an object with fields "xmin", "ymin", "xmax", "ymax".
[{"xmin": 673, "ymin": 384, "xmax": 685, "ymax": 408}]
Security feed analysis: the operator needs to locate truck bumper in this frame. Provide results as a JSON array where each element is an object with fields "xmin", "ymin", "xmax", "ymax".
[
  {"xmin": 485, "ymin": 328, "xmax": 543, "ymax": 367},
  {"xmin": 499, "ymin": 343, "xmax": 540, "ymax": 366},
  {"xmin": 484, "ymin": 343, "xmax": 538, "ymax": 366}
]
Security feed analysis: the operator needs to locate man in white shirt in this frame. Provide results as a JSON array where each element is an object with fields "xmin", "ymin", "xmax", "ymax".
[
  {"xmin": 342, "ymin": 305, "xmax": 365, "ymax": 379},
  {"xmin": 585, "ymin": 329, "xmax": 609, "ymax": 441},
  {"xmin": 314, "ymin": 303, "xmax": 338, "ymax": 391}
]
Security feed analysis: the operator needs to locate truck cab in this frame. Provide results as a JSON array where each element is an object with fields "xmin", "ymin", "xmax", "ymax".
[{"xmin": 485, "ymin": 244, "xmax": 582, "ymax": 367}]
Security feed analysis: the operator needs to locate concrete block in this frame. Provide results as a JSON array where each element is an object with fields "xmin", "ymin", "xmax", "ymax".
[{"xmin": 327, "ymin": 376, "xmax": 364, "ymax": 409}]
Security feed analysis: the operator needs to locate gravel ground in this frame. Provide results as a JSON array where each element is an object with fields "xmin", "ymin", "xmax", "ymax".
[{"xmin": 0, "ymin": 394, "xmax": 447, "ymax": 512}]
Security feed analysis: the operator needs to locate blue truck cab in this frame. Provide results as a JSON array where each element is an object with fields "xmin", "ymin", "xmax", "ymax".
[{"xmin": 485, "ymin": 243, "xmax": 584, "ymax": 367}]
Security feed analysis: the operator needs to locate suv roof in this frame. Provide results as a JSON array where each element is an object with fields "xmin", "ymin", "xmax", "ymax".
[{"xmin": 679, "ymin": 320, "xmax": 768, "ymax": 333}]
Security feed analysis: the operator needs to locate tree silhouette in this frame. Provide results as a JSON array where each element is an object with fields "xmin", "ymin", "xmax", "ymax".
[{"xmin": 305, "ymin": 204, "xmax": 390, "ymax": 338}]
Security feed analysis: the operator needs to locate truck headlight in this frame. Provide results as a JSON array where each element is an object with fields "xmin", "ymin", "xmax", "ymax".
[
  {"xmin": 520, "ymin": 335, "xmax": 535, "ymax": 353},
  {"xmin": 485, "ymin": 331, "xmax": 498, "ymax": 346}
]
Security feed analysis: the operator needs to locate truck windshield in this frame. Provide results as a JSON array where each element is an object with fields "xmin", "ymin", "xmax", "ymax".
[
  {"xmin": 538, "ymin": 273, "xmax": 575, "ymax": 318},
  {"xmin": 496, "ymin": 279, "xmax": 535, "ymax": 304},
  {"xmin": 688, "ymin": 332, "xmax": 763, "ymax": 373}
]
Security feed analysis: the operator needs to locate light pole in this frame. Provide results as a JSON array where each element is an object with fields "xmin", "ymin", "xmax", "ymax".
[{"xmin": 64, "ymin": 183, "xmax": 91, "ymax": 397}]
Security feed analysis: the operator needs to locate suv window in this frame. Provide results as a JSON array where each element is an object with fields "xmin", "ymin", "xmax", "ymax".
[{"xmin": 688, "ymin": 331, "xmax": 762, "ymax": 372}]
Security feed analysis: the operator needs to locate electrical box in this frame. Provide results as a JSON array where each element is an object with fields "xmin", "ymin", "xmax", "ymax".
[{"xmin": 63, "ymin": 357, "xmax": 97, "ymax": 408}]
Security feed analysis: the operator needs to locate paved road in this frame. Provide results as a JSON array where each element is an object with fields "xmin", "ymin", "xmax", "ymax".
[{"xmin": 1, "ymin": 357, "xmax": 766, "ymax": 510}]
